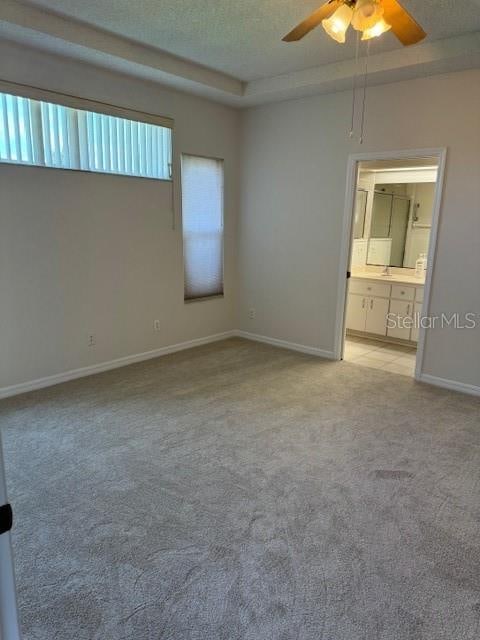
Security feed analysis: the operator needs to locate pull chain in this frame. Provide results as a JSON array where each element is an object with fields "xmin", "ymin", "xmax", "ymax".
[
  {"xmin": 359, "ymin": 39, "xmax": 371, "ymax": 144},
  {"xmin": 349, "ymin": 30, "xmax": 361, "ymax": 138}
]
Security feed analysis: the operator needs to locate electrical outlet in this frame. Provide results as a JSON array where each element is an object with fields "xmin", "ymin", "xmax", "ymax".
[
  {"xmin": 248, "ymin": 308, "xmax": 256, "ymax": 320},
  {"xmin": 153, "ymin": 319, "xmax": 161, "ymax": 332},
  {"xmin": 88, "ymin": 334, "xmax": 96, "ymax": 347}
]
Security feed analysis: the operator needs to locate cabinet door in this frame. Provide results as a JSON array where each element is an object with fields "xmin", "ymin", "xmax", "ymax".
[
  {"xmin": 410, "ymin": 302, "xmax": 423, "ymax": 343},
  {"xmin": 365, "ymin": 297, "xmax": 389, "ymax": 336},
  {"xmin": 387, "ymin": 299, "xmax": 413, "ymax": 340},
  {"xmin": 346, "ymin": 294, "xmax": 366, "ymax": 332}
]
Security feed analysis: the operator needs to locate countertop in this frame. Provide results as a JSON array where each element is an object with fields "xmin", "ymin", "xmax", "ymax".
[{"xmin": 351, "ymin": 271, "xmax": 425, "ymax": 286}]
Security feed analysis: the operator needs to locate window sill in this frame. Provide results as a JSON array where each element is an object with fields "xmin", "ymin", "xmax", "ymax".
[{"xmin": 184, "ymin": 294, "xmax": 224, "ymax": 304}]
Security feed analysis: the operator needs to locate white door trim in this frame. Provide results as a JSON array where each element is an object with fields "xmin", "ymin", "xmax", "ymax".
[
  {"xmin": 334, "ymin": 147, "xmax": 448, "ymax": 384},
  {"xmin": 0, "ymin": 432, "xmax": 22, "ymax": 640}
]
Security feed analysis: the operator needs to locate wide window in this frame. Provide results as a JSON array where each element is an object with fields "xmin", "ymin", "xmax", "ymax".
[
  {"xmin": 182, "ymin": 154, "xmax": 224, "ymax": 301},
  {"xmin": 0, "ymin": 91, "xmax": 172, "ymax": 180}
]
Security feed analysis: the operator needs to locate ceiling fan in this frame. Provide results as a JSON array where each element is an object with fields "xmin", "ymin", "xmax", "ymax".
[{"xmin": 283, "ymin": 0, "xmax": 426, "ymax": 46}]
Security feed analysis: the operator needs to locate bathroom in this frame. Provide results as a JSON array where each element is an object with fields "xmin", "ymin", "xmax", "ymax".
[{"xmin": 344, "ymin": 158, "xmax": 438, "ymax": 377}]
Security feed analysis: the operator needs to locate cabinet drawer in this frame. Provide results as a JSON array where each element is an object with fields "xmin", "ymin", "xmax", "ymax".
[
  {"xmin": 415, "ymin": 287, "xmax": 424, "ymax": 303},
  {"xmin": 391, "ymin": 284, "xmax": 415, "ymax": 301},
  {"xmin": 349, "ymin": 279, "xmax": 391, "ymax": 298}
]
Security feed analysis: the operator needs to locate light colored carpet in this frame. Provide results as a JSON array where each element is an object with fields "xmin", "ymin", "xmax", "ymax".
[{"xmin": 1, "ymin": 338, "xmax": 479, "ymax": 640}]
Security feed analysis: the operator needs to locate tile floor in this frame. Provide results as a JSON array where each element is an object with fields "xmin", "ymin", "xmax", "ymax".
[{"xmin": 344, "ymin": 335, "xmax": 417, "ymax": 377}]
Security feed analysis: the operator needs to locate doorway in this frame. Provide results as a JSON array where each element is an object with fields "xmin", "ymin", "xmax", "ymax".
[
  {"xmin": 0, "ymin": 430, "xmax": 21, "ymax": 640},
  {"xmin": 335, "ymin": 149, "xmax": 447, "ymax": 379}
]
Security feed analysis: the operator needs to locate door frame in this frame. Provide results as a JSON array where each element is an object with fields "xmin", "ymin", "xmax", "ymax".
[
  {"xmin": 0, "ymin": 431, "xmax": 22, "ymax": 640},
  {"xmin": 333, "ymin": 147, "xmax": 447, "ymax": 381}
]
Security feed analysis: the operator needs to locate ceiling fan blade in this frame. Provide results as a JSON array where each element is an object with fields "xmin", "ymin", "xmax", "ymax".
[
  {"xmin": 382, "ymin": 0, "xmax": 427, "ymax": 46},
  {"xmin": 282, "ymin": 0, "xmax": 342, "ymax": 42}
]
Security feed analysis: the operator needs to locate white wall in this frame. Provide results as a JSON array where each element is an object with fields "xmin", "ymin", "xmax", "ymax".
[
  {"xmin": 239, "ymin": 70, "xmax": 480, "ymax": 388},
  {"xmin": 0, "ymin": 41, "xmax": 240, "ymax": 389},
  {"xmin": 1, "ymin": 40, "xmax": 479, "ymax": 393}
]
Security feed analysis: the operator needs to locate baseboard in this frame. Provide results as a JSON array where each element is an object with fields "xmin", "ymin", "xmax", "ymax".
[
  {"xmin": 236, "ymin": 330, "xmax": 336, "ymax": 360},
  {"xmin": 346, "ymin": 329, "xmax": 416, "ymax": 348},
  {"xmin": 2, "ymin": 330, "xmax": 477, "ymax": 400},
  {"xmin": 418, "ymin": 373, "xmax": 480, "ymax": 398},
  {"xmin": 0, "ymin": 331, "xmax": 236, "ymax": 400}
]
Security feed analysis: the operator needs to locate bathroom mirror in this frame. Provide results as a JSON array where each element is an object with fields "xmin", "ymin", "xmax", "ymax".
[
  {"xmin": 353, "ymin": 189, "xmax": 368, "ymax": 240},
  {"xmin": 365, "ymin": 183, "xmax": 435, "ymax": 269}
]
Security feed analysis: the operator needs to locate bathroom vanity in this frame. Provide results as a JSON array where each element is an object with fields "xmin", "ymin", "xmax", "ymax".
[{"xmin": 346, "ymin": 272, "xmax": 425, "ymax": 344}]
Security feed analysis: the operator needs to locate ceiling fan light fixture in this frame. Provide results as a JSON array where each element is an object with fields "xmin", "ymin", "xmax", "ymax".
[
  {"xmin": 352, "ymin": 0, "xmax": 384, "ymax": 32},
  {"xmin": 361, "ymin": 17, "xmax": 392, "ymax": 40},
  {"xmin": 322, "ymin": 4, "xmax": 354, "ymax": 44}
]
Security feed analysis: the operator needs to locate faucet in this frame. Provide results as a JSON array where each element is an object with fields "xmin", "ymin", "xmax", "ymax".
[{"xmin": 382, "ymin": 265, "xmax": 391, "ymax": 277}]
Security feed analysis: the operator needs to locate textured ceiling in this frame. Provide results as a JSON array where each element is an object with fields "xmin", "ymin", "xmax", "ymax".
[{"xmin": 19, "ymin": 0, "xmax": 480, "ymax": 81}]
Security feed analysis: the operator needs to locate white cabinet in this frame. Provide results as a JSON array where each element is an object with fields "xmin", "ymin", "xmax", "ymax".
[
  {"xmin": 346, "ymin": 294, "xmax": 389, "ymax": 336},
  {"xmin": 346, "ymin": 294, "xmax": 367, "ymax": 332},
  {"xmin": 346, "ymin": 277, "xmax": 425, "ymax": 343},
  {"xmin": 391, "ymin": 284, "xmax": 415, "ymax": 301},
  {"xmin": 349, "ymin": 279, "xmax": 391, "ymax": 298},
  {"xmin": 410, "ymin": 302, "xmax": 423, "ymax": 343},
  {"xmin": 365, "ymin": 297, "xmax": 390, "ymax": 335},
  {"xmin": 387, "ymin": 299, "xmax": 413, "ymax": 340}
]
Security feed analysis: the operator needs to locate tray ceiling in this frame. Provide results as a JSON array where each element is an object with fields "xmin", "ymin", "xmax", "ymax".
[{"xmin": 19, "ymin": 0, "xmax": 480, "ymax": 81}]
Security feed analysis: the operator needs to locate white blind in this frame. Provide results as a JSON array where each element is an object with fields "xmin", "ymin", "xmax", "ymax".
[
  {"xmin": 0, "ymin": 91, "xmax": 172, "ymax": 180},
  {"xmin": 182, "ymin": 155, "xmax": 224, "ymax": 300}
]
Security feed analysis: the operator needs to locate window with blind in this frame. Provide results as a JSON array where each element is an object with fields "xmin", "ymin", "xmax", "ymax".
[
  {"xmin": 0, "ymin": 91, "xmax": 172, "ymax": 180},
  {"xmin": 182, "ymin": 155, "xmax": 224, "ymax": 301}
]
